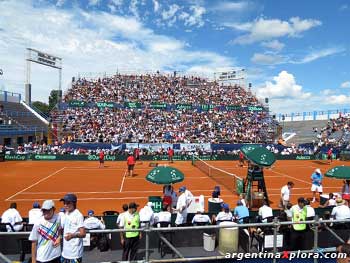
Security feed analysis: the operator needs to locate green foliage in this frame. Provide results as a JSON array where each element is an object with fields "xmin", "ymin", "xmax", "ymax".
[{"xmin": 32, "ymin": 101, "xmax": 50, "ymax": 115}]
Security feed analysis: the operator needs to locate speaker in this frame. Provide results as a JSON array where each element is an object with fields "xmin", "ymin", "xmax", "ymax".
[{"xmin": 265, "ymin": 98, "xmax": 269, "ymax": 104}]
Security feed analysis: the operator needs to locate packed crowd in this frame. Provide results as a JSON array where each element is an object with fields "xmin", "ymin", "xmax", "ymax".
[
  {"xmin": 52, "ymin": 74, "xmax": 274, "ymax": 144},
  {"xmin": 66, "ymin": 74, "xmax": 261, "ymax": 106}
]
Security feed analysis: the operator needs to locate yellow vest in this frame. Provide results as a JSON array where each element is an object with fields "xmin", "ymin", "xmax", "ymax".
[
  {"xmin": 124, "ymin": 212, "xmax": 140, "ymax": 238},
  {"xmin": 292, "ymin": 206, "xmax": 307, "ymax": 231}
]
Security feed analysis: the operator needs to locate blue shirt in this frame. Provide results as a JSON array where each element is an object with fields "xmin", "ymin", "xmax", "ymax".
[
  {"xmin": 311, "ymin": 173, "xmax": 322, "ymax": 186},
  {"xmin": 233, "ymin": 206, "xmax": 249, "ymax": 223}
]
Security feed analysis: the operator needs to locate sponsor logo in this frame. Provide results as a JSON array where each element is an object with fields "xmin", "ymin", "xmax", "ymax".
[
  {"xmin": 295, "ymin": 155, "xmax": 311, "ymax": 160},
  {"xmin": 87, "ymin": 155, "xmax": 116, "ymax": 161},
  {"xmin": 34, "ymin": 155, "xmax": 57, "ymax": 160},
  {"xmin": 5, "ymin": 154, "xmax": 26, "ymax": 160}
]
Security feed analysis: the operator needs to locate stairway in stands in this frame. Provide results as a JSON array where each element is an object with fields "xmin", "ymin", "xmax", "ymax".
[{"xmin": 1, "ymin": 101, "xmax": 48, "ymax": 132}]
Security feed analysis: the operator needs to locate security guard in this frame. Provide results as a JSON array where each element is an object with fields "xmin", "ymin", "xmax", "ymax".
[
  {"xmin": 120, "ymin": 202, "xmax": 142, "ymax": 261},
  {"xmin": 290, "ymin": 197, "xmax": 307, "ymax": 250}
]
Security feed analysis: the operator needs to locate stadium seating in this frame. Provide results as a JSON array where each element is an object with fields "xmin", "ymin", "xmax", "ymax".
[{"xmin": 53, "ymin": 74, "xmax": 277, "ymax": 144}]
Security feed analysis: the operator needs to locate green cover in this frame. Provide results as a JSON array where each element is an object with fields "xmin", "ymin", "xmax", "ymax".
[
  {"xmin": 241, "ymin": 146, "xmax": 276, "ymax": 167},
  {"xmin": 146, "ymin": 166, "xmax": 184, "ymax": 185},
  {"xmin": 325, "ymin": 166, "xmax": 350, "ymax": 179}
]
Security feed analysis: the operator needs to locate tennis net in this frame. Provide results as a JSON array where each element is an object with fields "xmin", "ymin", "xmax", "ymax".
[{"xmin": 192, "ymin": 156, "xmax": 244, "ymax": 194}]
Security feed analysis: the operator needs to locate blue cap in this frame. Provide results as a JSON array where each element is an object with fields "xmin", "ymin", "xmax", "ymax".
[
  {"xmin": 33, "ymin": 202, "xmax": 40, "ymax": 208},
  {"xmin": 60, "ymin": 208, "xmax": 65, "ymax": 212},
  {"xmin": 60, "ymin": 193, "xmax": 77, "ymax": 203},
  {"xmin": 221, "ymin": 203, "xmax": 229, "ymax": 209},
  {"xmin": 88, "ymin": 210, "xmax": 94, "ymax": 216},
  {"xmin": 214, "ymin": 186, "xmax": 220, "ymax": 192},
  {"xmin": 179, "ymin": 186, "xmax": 186, "ymax": 192}
]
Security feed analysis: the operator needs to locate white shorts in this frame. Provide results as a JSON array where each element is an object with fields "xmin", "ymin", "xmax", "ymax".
[{"xmin": 311, "ymin": 184, "xmax": 323, "ymax": 193}]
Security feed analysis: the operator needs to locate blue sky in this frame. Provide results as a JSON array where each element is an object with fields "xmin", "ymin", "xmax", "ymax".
[{"xmin": 0, "ymin": 0, "xmax": 349, "ymax": 114}]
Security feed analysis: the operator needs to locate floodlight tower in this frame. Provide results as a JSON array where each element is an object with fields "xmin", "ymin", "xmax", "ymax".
[{"xmin": 25, "ymin": 48, "xmax": 62, "ymax": 105}]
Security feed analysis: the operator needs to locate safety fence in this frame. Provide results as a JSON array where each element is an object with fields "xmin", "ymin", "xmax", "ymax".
[
  {"xmin": 278, "ymin": 108, "xmax": 350, "ymax": 122},
  {"xmin": 1, "ymin": 218, "xmax": 349, "ymax": 263}
]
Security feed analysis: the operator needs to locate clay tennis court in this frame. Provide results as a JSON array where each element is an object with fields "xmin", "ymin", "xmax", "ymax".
[{"xmin": 0, "ymin": 159, "xmax": 347, "ymax": 216}]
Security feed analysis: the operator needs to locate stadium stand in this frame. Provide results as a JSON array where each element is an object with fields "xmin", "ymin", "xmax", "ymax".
[{"xmin": 51, "ymin": 74, "xmax": 279, "ymax": 144}]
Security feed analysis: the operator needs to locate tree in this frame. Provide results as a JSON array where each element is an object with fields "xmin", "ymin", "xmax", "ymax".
[
  {"xmin": 48, "ymin": 90, "xmax": 62, "ymax": 110},
  {"xmin": 32, "ymin": 101, "xmax": 50, "ymax": 115}
]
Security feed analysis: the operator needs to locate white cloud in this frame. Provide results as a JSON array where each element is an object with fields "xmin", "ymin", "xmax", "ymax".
[
  {"xmin": 210, "ymin": 1, "xmax": 248, "ymax": 12},
  {"xmin": 161, "ymin": 4, "xmax": 180, "ymax": 20},
  {"xmin": 261, "ymin": 40, "xmax": 284, "ymax": 51},
  {"xmin": 251, "ymin": 53, "xmax": 285, "ymax": 65},
  {"xmin": 88, "ymin": 0, "xmax": 101, "ymax": 6},
  {"xmin": 293, "ymin": 47, "xmax": 345, "ymax": 64},
  {"xmin": 341, "ymin": 81, "xmax": 350, "ymax": 88},
  {"xmin": 0, "ymin": 0, "xmax": 234, "ymax": 102},
  {"xmin": 340, "ymin": 4, "xmax": 348, "ymax": 11},
  {"xmin": 321, "ymin": 89, "xmax": 334, "ymax": 96},
  {"xmin": 179, "ymin": 6, "xmax": 206, "ymax": 27},
  {"xmin": 228, "ymin": 17, "xmax": 321, "ymax": 44},
  {"xmin": 152, "ymin": 0, "xmax": 160, "ymax": 12},
  {"xmin": 129, "ymin": 0, "xmax": 139, "ymax": 18},
  {"xmin": 256, "ymin": 71, "xmax": 311, "ymax": 99},
  {"xmin": 56, "ymin": 0, "xmax": 65, "ymax": 7},
  {"xmin": 327, "ymin": 95, "xmax": 350, "ymax": 105}
]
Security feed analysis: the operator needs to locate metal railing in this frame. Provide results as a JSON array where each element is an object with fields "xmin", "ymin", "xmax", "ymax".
[{"xmin": 1, "ymin": 217, "xmax": 349, "ymax": 263}]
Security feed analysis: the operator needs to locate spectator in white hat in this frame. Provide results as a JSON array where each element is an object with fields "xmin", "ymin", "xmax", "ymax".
[
  {"xmin": 29, "ymin": 200, "xmax": 61, "ymax": 263},
  {"xmin": 311, "ymin": 168, "xmax": 323, "ymax": 203},
  {"xmin": 83, "ymin": 210, "xmax": 105, "ymax": 230}
]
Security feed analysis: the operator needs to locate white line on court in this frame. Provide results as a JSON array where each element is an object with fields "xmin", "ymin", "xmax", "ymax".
[
  {"xmin": 5, "ymin": 167, "xmax": 66, "ymax": 201},
  {"xmin": 268, "ymin": 169, "xmax": 311, "ymax": 185},
  {"xmin": 265, "ymin": 186, "xmax": 341, "ymax": 191},
  {"xmin": 119, "ymin": 170, "xmax": 127, "ymax": 193}
]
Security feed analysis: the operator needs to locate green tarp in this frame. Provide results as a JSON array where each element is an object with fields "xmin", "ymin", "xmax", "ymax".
[
  {"xmin": 241, "ymin": 145, "xmax": 276, "ymax": 167},
  {"xmin": 146, "ymin": 166, "xmax": 184, "ymax": 185},
  {"xmin": 325, "ymin": 166, "xmax": 350, "ymax": 179}
]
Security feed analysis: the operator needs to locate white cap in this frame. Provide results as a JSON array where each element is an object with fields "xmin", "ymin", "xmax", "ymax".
[
  {"xmin": 147, "ymin": 202, "xmax": 154, "ymax": 207},
  {"xmin": 42, "ymin": 200, "xmax": 55, "ymax": 210},
  {"xmin": 315, "ymin": 168, "xmax": 321, "ymax": 174}
]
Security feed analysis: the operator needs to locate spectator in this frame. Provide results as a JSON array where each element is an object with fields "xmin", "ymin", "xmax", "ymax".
[
  {"xmin": 304, "ymin": 199, "xmax": 315, "ymax": 220},
  {"xmin": 120, "ymin": 202, "xmax": 141, "ymax": 261},
  {"xmin": 310, "ymin": 168, "xmax": 323, "ymax": 203},
  {"xmin": 258, "ymin": 200, "xmax": 273, "ymax": 223},
  {"xmin": 280, "ymin": 181, "xmax": 294, "ymax": 209},
  {"xmin": 117, "ymin": 204, "xmax": 129, "ymax": 228},
  {"xmin": 154, "ymin": 205, "xmax": 172, "ymax": 225},
  {"xmin": 1, "ymin": 202, "xmax": 23, "ymax": 232},
  {"xmin": 331, "ymin": 198, "xmax": 350, "ymax": 222},
  {"xmin": 28, "ymin": 201, "xmax": 43, "ymax": 225},
  {"xmin": 192, "ymin": 210, "xmax": 211, "ymax": 225},
  {"xmin": 321, "ymin": 193, "xmax": 337, "ymax": 208},
  {"xmin": 83, "ymin": 210, "xmax": 105, "ymax": 230},
  {"xmin": 60, "ymin": 193, "xmax": 86, "ymax": 263},
  {"xmin": 139, "ymin": 202, "xmax": 155, "ymax": 227},
  {"xmin": 233, "ymin": 201, "xmax": 250, "ymax": 223},
  {"xmin": 173, "ymin": 186, "xmax": 188, "ymax": 226},
  {"xmin": 212, "ymin": 203, "xmax": 233, "ymax": 224},
  {"xmin": 342, "ymin": 180, "xmax": 350, "ymax": 202},
  {"xmin": 336, "ymin": 243, "xmax": 350, "ymax": 263},
  {"xmin": 168, "ymin": 147, "xmax": 174, "ymax": 163},
  {"xmin": 29, "ymin": 200, "xmax": 61, "ymax": 263}
]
